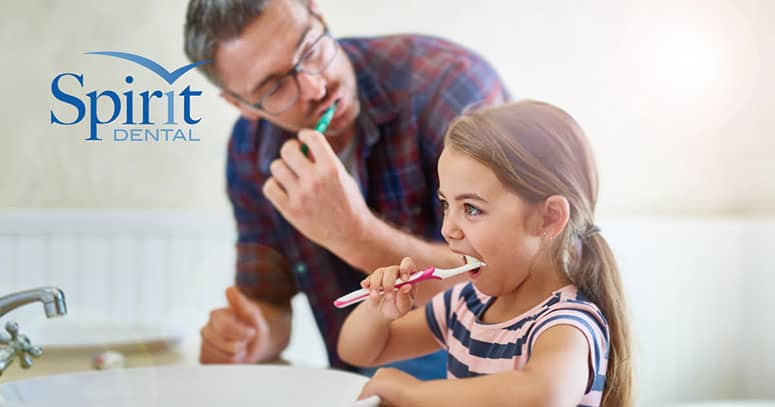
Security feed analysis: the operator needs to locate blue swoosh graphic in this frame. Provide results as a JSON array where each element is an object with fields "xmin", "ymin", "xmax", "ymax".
[{"xmin": 85, "ymin": 51, "xmax": 210, "ymax": 84}]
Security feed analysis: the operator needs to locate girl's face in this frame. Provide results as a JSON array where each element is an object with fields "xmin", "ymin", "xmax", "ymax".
[{"xmin": 437, "ymin": 147, "xmax": 543, "ymax": 297}]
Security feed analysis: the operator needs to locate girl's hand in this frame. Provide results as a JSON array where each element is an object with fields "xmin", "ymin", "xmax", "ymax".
[
  {"xmin": 358, "ymin": 367, "xmax": 419, "ymax": 405},
  {"xmin": 361, "ymin": 257, "xmax": 418, "ymax": 320}
]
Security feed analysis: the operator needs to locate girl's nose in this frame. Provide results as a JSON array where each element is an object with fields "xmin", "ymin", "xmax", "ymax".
[
  {"xmin": 296, "ymin": 71, "xmax": 327, "ymax": 101},
  {"xmin": 441, "ymin": 216, "xmax": 464, "ymax": 241}
]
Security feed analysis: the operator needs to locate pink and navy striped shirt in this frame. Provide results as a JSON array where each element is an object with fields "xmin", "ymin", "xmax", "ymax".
[{"xmin": 425, "ymin": 283, "xmax": 609, "ymax": 407}]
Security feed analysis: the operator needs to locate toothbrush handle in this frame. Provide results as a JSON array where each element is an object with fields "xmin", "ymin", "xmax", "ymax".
[
  {"xmin": 333, "ymin": 267, "xmax": 438, "ymax": 308},
  {"xmin": 332, "ymin": 289, "xmax": 371, "ymax": 308}
]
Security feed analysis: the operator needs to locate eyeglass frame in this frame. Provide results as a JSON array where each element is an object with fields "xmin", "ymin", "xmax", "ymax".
[{"xmin": 226, "ymin": 17, "xmax": 339, "ymax": 115}]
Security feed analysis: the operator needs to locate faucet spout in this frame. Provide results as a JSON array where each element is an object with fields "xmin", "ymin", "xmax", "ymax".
[{"xmin": 0, "ymin": 287, "xmax": 67, "ymax": 319}]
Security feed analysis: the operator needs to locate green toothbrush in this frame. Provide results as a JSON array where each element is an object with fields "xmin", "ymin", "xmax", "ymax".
[{"xmin": 301, "ymin": 102, "xmax": 337, "ymax": 156}]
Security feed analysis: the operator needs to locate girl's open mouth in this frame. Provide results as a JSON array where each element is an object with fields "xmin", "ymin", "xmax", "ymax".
[{"xmin": 463, "ymin": 255, "xmax": 482, "ymax": 278}]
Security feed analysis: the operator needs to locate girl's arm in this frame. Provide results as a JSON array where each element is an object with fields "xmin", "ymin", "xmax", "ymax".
[
  {"xmin": 337, "ymin": 258, "xmax": 442, "ymax": 367},
  {"xmin": 338, "ymin": 302, "xmax": 440, "ymax": 367},
  {"xmin": 362, "ymin": 325, "xmax": 592, "ymax": 407}
]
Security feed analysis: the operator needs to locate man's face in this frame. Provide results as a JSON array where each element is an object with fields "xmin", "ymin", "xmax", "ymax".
[{"xmin": 215, "ymin": 0, "xmax": 360, "ymax": 146}]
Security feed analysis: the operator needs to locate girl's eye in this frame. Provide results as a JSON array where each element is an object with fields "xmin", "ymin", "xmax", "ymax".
[
  {"xmin": 439, "ymin": 199, "xmax": 449, "ymax": 212},
  {"xmin": 464, "ymin": 203, "xmax": 482, "ymax": 217}
]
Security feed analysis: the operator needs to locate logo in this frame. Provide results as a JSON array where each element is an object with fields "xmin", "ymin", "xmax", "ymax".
[{"xmin": 50, "ymin": 51, "xmax": 210, "ymax": 142}]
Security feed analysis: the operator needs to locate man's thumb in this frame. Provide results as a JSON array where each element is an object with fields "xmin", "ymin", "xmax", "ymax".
[{"xmin": 226, "ymin": 286, "xmax": 259, "ymax": 325}]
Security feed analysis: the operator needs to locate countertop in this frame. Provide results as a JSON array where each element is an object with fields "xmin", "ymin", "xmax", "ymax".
[{"xmin": 0, "ymin": 336, "xmax": 199, "ymax": 383}]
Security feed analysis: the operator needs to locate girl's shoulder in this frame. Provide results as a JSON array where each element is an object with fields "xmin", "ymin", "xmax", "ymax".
[
  {"xmin": 548, "ymin": 285, "xmax": 607, "ymax": 323},
  {"xmin": 531, "ymin": 285, "xmax": 610, "ymax": 348}
]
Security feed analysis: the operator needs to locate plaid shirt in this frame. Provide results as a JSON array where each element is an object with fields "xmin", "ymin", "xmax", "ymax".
[{"xmin": 226, "ymin": 35, "xmax": 509, "ymax": 370}]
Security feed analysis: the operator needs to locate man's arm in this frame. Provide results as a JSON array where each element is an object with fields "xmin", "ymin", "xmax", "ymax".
[
  {"xmin": 262, "ymin": 131, "xmax": 464, "ymax": 303},
  {"xmin": 332, "ymin": 209, "xmax": 465, "ymax": 303},
  {"xmin": 199, "ymin": 122, "xmax": 299, "ymax": 364}
]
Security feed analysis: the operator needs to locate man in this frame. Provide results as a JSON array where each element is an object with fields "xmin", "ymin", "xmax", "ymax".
[{"xmin": 183, "ymin": 0, "xmax": 509, "ymax": 378}]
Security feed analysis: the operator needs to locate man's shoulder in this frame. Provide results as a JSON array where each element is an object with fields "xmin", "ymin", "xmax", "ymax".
[
  {"xmin": 341, "ymin": 34, "xmax": 500, "ymax": 100},
  {"xmin": 341, "ymin": 34, "xmax": 487, "ymax": 69},
  {"xmin": 341, "ymin": 34, "xmax": 468, "ymax": 53},
  {"xmin": 228, "ymin": 116, "xmax": 258, "ymax": 154}
]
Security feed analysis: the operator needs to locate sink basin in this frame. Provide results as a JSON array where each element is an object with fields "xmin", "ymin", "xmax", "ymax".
[
  {"xmin": 662, "ymin": 402, "xmax": 775, "ymax": 407},
  {"xmin": 0, "ymin": 365, "xmax": 370, "ymax": 406},
  {"xmin": 19, "ymin": 318, "xmax": 184, "ymax": 350}
]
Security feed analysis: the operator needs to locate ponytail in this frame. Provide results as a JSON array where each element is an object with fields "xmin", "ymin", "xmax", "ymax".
[{"xmin": 575, "ymin": 232, "xmax": 632, "ymax": 407}]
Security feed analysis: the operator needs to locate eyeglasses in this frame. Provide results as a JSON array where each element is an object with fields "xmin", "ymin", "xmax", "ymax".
[{"xmin": 232, "ymin": 20, "xmax": 339, "ymax": 115}]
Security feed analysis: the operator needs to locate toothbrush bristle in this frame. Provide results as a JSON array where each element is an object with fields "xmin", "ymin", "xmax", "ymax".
[{"xmin": 463, "ymin": 255, "xmax": 484, "ymax": 267}]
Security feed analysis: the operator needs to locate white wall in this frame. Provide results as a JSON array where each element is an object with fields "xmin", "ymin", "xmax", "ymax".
[
  {"xmin": 0, "ymin": 1, "xmax": 237, "ymax": 210},
  {"xmin": 323, "ymin": 0, "xmax": 775, "ymax": 215},
  {"xmin": 606, "ymin": 217, "xmax": 775, "ymax": 405}
]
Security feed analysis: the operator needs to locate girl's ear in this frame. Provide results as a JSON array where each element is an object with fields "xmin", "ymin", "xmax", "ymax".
[{"xmin": 540, "ymin": 195, "xmax": 570, "ymax": 239}]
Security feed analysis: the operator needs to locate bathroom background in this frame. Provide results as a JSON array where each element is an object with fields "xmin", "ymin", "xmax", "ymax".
[{"xmin": 1, "ymin": 0, "xmax": 773, "ymax": 405}]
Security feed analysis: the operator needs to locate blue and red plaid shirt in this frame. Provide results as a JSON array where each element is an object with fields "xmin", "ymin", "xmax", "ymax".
[{"xmin": 226, "ymin": 34, "xmax": 510, "ymax": 370}]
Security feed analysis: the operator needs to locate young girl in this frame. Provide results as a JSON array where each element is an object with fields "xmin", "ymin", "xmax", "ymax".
[{"xmin": 337, "ymin": 101, "xmax": 631, "ymax": 406}]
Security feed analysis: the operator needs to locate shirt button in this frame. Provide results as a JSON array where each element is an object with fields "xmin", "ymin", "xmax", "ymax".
[{"xmin": 293, "ymin": 262, "xmax": 307, "ymax": 276}]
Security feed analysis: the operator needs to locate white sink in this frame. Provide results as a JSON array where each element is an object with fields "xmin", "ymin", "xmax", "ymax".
[
  {"xmin": 0, "ymin": 365, "xmax": 370, "ymax": 406},
  {"xmin": 662, "ymin": 402, "xmax": 775, "ymax": 407}
]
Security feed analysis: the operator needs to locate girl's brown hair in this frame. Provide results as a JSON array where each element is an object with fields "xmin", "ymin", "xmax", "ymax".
[{"xmin": 445, "ymin": 100, "xmax": 632, "ymax": 406}]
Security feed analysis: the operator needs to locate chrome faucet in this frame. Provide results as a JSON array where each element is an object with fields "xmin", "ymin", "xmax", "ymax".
[{"xmin": 0, "ymin": 287, "xmax": 67, "ymax": 375}]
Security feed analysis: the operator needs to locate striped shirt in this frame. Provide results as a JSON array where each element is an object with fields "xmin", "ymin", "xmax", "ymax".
[
  {"xmin": 227, "ymin": 34, "xmax": 510, "ymax": 369},
  {"xmin": 425, "ymin": 283, "xmax": 609, "ymax": 406}
]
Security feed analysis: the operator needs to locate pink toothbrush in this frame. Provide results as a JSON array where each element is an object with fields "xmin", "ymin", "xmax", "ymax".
[{"xmin": 333, "ymin": 255, "xmax": 485, "ymax": 308}]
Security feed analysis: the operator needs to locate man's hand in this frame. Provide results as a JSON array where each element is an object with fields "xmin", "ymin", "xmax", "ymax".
[
  {"xmin": 199, "ymin": 286, "xmax": 285, "ymax": 364},
  {"xmin": 262, "ymin": 129, "xmax": 372, "ymax": 251}
]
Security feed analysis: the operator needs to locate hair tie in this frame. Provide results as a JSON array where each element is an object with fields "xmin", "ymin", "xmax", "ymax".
[{"xmin": 583, "ymin": 225, "xmax": 601, "ymax": 239}]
